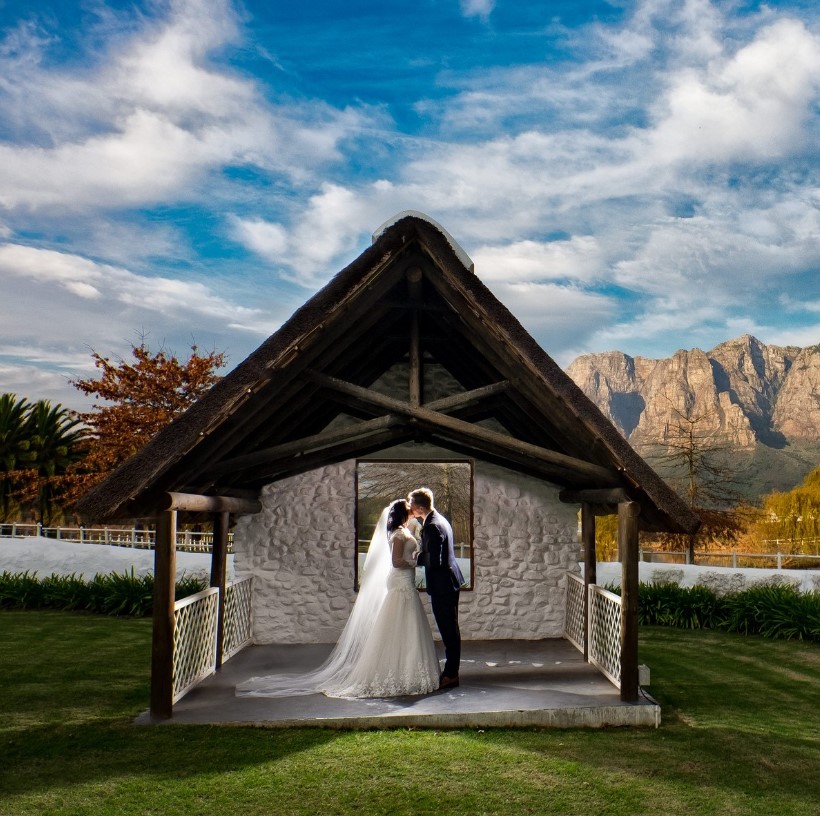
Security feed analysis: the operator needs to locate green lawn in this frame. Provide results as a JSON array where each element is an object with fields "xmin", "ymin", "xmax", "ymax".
[{"xmin": 1, "ymin": 611, "xmax": 818, "ymax": 816}]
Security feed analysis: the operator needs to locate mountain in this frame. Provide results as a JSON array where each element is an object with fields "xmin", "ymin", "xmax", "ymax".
[{"xmin": 565, "ymin": 335, "xmax": 820, "ymax": 499}]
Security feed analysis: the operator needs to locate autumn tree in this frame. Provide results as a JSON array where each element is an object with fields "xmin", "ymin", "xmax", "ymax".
[
  {"xmin": 752, "ymin": 468, "xmax": 820, "ymax": 554},
  {"xmin": 65, "ymin": 341, "xmax": 226, "ymax": 502}
]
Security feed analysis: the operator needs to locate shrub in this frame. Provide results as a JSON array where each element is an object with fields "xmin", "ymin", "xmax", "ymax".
[
  {"xmin": 0, "ymin": 569, "xmax": 207, "ymax": 616},
  {"xmin": 722, "ymin": 584, "xmax": 820, "ymax": 641},
  {"xmin": 606, "ymin": 581, "xmax": 820, "ymax": 643}
]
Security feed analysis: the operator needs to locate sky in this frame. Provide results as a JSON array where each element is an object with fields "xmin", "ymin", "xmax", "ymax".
[{"xmin": 0, "ymin": 0, "xmax": 819, "ymax": 412}]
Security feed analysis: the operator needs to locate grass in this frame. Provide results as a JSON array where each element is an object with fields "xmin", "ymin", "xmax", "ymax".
[{"xmin": 1, "ymin": 611, "xmax": 818, "ymax": 815}]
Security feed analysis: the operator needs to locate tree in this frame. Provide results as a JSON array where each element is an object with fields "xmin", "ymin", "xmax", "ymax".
[
  {"xmin": 753, "ymin": 468, "xmax": 820, "ymax": 553},
  {"xmin": 65, "ymin": 340, "xmax": 226, "ymax": 502},
  {"xmin": 0, "ymin": 394, "xmax": 36, "ymax": 521},
  {"xmin": 14, "ymin": 401, "xmax": 90, "ymax": 525},
  {"xmin": 643, "ymin": 395, "xmax": 745, "ymax": 562}
]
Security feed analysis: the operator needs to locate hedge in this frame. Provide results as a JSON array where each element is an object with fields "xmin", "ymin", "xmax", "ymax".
[{"xmin": 0, "ymin": 570, "xmax": 207, "ymax": 617}]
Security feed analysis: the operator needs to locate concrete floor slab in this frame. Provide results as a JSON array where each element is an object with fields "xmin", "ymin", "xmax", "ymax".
[{"xmin": 137, "ymin": 639, "xmax": 659, "ymax": 729}]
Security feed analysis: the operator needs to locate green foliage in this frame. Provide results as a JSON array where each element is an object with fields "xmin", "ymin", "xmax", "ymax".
[
  {"xmin": 723, "ymin": 584, "xmax": 820, "ymax": 641},
  {"xmin": 607, "ymin": 581, "xmax": 820, "ymax": 642},
  {"xmin": 0, "ymin": 393, "xmax": 91, "ymax": 524},
  {"xmin": 0, "ymin": 569, "xmax": 206, "ymax": 616}
]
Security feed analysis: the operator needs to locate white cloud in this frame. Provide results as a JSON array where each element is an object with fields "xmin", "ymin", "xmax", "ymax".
[
  {"xmin": 460, "ymin": 1, "xmax": 495, "ymax": 23},
  {"xmin": 230, "ymin": 217, "xmax": 289, "ymax": 258},
  {"xmin": 0, "ymin": 0, "xmax": 376, "ymax": 213},
  {"xmin": 472, "ymin": 237, "xmax": 603, "ymax": 283},
  {"xmin": 0, "ymin": 243, "xmax": 265, "ymax": 326},
  {"xmin": 644, "ymin": 19, "xmax": 820, "ymax": 165}
]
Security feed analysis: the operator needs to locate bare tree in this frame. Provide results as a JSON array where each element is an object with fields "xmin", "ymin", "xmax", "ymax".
[{"xmin": 644, "ymin": 395, "xmax": 745, "ymax": 562}]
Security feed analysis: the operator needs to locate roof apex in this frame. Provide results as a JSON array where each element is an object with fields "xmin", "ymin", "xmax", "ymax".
[{"xmin": 373, "ymin": 211, "xmax": 474, "ymax": 273}]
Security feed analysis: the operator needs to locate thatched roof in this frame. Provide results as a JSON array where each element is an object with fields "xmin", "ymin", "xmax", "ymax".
[{"xmin": 75, "ymin": 213, "xmax": 699, "ymax": 534}]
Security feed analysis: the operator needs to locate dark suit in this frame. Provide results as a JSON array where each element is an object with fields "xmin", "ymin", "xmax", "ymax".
[{"xmin": 420, "ymin": 509, "xmax": 464, "ymax": 679}]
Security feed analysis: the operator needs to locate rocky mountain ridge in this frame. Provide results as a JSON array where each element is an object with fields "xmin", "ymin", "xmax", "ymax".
[{"xmin": 566, "ymin": 335, "xmax": 820, "ymax": 452}]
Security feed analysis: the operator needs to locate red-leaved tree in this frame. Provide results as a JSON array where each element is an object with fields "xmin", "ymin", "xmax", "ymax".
[{"xmin": 65, "ymin": 341, "xmax": 226, "ymax": 503}]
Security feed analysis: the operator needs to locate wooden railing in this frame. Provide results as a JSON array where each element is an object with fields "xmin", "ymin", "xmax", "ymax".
[
  {"xmin": 172, "ymin": 587, "xmax": 219, "ymax": 703},
  {"xmin": 564, "ymin": 573, "xmax": 623, "ymax": 690},
  {"xmin": 223, "ymin": 577, "xmax": 253, "ymax": 661},
  {"xmin": 171, "ymin": 578, "xmax": 253, "ymax": 703},
  {"xmin": 588, "ymin": 585, "xmax": 622, "ymax": 689}
]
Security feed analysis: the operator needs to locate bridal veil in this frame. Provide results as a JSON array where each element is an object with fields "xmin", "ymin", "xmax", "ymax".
[{"xmin": 236, "ymin": 506, "xmax": 392, "ymax": 697}]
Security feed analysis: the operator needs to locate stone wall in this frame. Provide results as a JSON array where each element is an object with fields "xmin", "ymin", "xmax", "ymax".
[{"xmin": 232, "ymin": 457, "xmax": 581, "ymax": 644}]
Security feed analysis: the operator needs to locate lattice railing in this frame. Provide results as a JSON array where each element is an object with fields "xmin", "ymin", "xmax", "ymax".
[
  {"xmin": 564, "ymin": 573, "xmax": 586, "ymax": 653},
  {"xmin": 223, "ymin": 576, "xmax": 253, "ymax": 661},
  {"xmin": 173, "ymin": 587, "xmax": 219, "ymax": 703},
  {"xmin": 588, "ymin": 584, "xmax": 622, "ymax": 689}
]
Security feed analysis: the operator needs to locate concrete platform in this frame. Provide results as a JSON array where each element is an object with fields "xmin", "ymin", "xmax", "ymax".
[{"xmin": 138, "ymin": 639, "xmax": 660, "ymax": 729}]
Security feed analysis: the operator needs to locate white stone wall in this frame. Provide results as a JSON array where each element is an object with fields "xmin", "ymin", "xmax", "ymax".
[
  {"xmin": 591, "ymin": 561, "xmax": 820, "ymax": 595},
  {"xmin": 232, "ymin": 458, "xmax": 581, "ymax": 644}
]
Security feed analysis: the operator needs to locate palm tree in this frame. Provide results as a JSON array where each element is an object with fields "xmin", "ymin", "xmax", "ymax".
[
  {"xmin": 23, "ymin": 400, "xmax": 89, "ymax": 525},
  {"xmin": 0, "ymin": 394, "xmax": 35, "ymax": 521}
]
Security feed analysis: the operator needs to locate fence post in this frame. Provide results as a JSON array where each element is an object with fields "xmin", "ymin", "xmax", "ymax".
[
  {"xmin": 732, "ymin": 552, "xmax": 737, "ymax": 568},
  {"xmin": 619, "ymin": 500, "xmax": 641, "ymax": 703},
  {"xmin": 150, "ymin": 510, "xmax": 176, "ymax": 720},
  {"xmin": 777, "ymin": 552, "xmax": 782, "ymax": 569}
]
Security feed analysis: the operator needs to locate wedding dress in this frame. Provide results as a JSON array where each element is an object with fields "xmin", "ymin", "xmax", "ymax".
[{"xmin": 236, "ymin": 507, "xmax": 440, "ymax": 699}]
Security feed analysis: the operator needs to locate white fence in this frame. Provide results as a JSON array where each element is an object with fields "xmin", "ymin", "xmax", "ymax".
[
  {"xmin": 564, "ymin": 573, "xmax": 623, "ymax": 690},
  {"xmin": 0, "ymin": 522, "xmax": 232, "ymax": 553},
  {"xmin": 639, "ymin": 548, "xmax": 820, "ymax": 569},
  {"xmin": 171, "ymin": 578, "xmax": 253, "ymax": 703}
]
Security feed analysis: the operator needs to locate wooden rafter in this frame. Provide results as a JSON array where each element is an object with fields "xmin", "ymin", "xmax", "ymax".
[
  {"xmin": 307, "ymin": 370, "xmax": 621, "ymax": 486},
  {"xmin": 206, "ymin": 415, "xmax": 401, "ymax": 477}
]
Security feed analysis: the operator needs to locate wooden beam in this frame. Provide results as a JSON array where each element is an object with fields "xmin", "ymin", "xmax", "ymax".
[
  {"xmin": 581, "ymin": 503, "xmax": 596, "ymax": 663},
  {"xmin": 425, "ymin": 380, "xmax": 509, "ymax": 413},
  {"xmin": 618, "ymin": 500, "xmax": 641, "ymax": 702},
  {"xmin": 559, "ymin": 488, "xmax": 631, "ymax": 505},
  {"xmin": 218, "ymin": 425, "xmax": 413, "ymax": 486},
  {"xmin": 150, "ymin": 509, "xmax": 176, "ymax": 720},
  {"xmin": 206, "ymin": 415, "xmax": 400, "ymax": 478},
  {"xmin": 308, "ymin": 371, "xmax": 622, "ymax": 486},
  {"xmin": 407, "ymin": 267, "xmax": 422, "ymax": 408},
  {"xmin": 161, "ymin": 493, "xmax": 261, "ymax": 514},
  {"xmin": 210, "ymin": 511, "xmax": 230, "ymax": 670}
]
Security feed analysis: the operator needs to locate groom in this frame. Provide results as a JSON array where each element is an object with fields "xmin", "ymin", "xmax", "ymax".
[{"xmin": 408, "ymin": 487, "xmax": 464, "ymax": 690}]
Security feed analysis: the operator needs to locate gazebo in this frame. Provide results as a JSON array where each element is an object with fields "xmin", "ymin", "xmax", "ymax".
[{"xmin": 76, "ymin": 212, "xmax": 699, "ymax": 722}]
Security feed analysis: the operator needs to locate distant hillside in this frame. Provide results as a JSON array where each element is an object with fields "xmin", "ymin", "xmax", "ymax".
[{"xmin": 566, "ymin": 334, "xmax": 820, "ymax": 500}]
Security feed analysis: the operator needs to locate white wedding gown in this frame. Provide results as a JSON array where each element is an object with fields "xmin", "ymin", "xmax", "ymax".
[
  {"xmin": 236, "ymin": 510, "xmax": 440, "ymax": 699},
  {"xmin": 330, "ymin": 528, "xmax": 440, "ymax": 698}
]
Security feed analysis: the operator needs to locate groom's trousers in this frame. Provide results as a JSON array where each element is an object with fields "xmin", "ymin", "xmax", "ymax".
[{"xmin": 431, "ymin": 590, "xmax": 461, "ymax": 678}]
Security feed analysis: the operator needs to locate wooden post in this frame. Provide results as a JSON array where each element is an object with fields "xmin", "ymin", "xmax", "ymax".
[
  {"xmin": 210, "ymin": 511, "xmax": 230, "ymax": 669},
  {"xmin": 150, "ymin": 510, "xmax": 176, "ymax": 720},
  {"xmin": 581, "ymin": 503, "xmax": 596, "ymax": 662},
  {"xmin": 618, "ymin": 500, "xmax": 640, "ymax": 702}
]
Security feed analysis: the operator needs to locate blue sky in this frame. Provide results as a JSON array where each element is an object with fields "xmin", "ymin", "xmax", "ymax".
[{"xmin": 0, "ymin": 0, "xmax": 819, "ymax": 411}]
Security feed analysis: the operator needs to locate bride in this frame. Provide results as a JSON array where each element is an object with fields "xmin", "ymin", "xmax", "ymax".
[{"xmin": 236, "ymin": 499, "xmax": 440, "ymax": 698}]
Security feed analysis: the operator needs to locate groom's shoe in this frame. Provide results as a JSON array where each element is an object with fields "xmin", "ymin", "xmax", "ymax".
[{"xmin": 438, "ymin": 674, "xmax": 459, "ymax": 690}]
